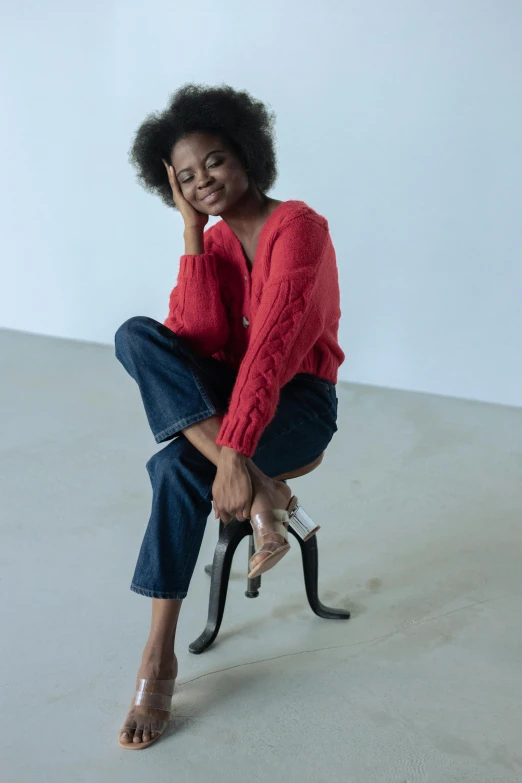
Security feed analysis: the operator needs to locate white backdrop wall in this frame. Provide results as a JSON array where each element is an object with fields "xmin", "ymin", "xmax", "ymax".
[{"xmin": 1, "ymin": 0, "xmax": 521, "ymax": 407}]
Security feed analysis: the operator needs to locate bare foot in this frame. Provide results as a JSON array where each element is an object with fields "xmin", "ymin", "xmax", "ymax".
[
  {"xmin": 248, "ymin": 475, "xmax": 293, "ymax": 572},
  {"xmin": 119, "ymin": 650, "xmax": 178, "ymax": 746}
]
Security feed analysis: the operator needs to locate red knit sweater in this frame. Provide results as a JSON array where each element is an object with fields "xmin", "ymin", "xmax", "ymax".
[{"xmin": 164, "ymin": 200, "xmax": 345, "ymax": 458}]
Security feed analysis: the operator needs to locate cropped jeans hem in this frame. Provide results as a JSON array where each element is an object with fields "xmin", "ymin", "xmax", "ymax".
[
  {"xmin": 130, "ymin": 583, "xmax": 188, "ymax": 600},
  {"xmin": 154, "ymin": 406, "xmax": 227, "ymax": 444}
]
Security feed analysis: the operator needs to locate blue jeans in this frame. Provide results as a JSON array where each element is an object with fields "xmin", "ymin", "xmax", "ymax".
[{"xmin": 114, "ymin": 316, "xmax": 338, "ymax": 599}]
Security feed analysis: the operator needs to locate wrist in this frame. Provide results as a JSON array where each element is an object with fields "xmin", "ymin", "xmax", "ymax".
[
  {"xmin": 220, "ymin": 446, "xmax": 246, "ymax": 462},
  {"xmin": 183, "ymin": 225, "xmax": 204, "ymax": 254},
  {"xmin": 245, "ymin": 458, "xmax": 267, "ymax": 488}
]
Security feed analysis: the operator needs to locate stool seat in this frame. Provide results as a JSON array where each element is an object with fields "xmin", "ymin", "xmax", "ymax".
[{"xmin": 189, "ymin": 449, "xmax": 350, "ymax": 654}]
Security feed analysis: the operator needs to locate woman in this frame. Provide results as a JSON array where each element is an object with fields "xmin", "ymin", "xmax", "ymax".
[{"xmin": 115, "ymin": 82, "xmax": 345, "ymax": 749}]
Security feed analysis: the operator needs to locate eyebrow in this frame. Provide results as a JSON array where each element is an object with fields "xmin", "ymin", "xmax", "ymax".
[{"xmin": 176, "ymin": 150, "xmax": 225, "ymax": 178}]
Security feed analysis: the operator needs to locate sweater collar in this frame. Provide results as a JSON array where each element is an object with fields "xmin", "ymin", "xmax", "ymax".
[{"xmin": 218, "ymin": 200, "xmax": 306, "ymax": 271}]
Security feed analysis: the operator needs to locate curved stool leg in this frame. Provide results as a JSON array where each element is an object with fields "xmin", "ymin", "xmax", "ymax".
[
  {"xmin": 189, "ymin": 519, "xmax": 251, "ymax": 654},
  {"xmin": 245, "ymin": 534, "xmax": 262, "ymax": 598},
  {"xmin": 288, "ymin": 527, "xmax": 351, "ymax": 620},
  {"xmin": 204, "ymin": 520, "xmax": 225, "ymax": 576},
  {"xmin": 204, "ymin": 534, "xmax": 261, "ymax": 596}
]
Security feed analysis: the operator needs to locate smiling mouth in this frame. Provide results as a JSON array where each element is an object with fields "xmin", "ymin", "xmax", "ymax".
[{"xmin": 201, "ymin": 187, "xmax": 224, "ymax": 203}]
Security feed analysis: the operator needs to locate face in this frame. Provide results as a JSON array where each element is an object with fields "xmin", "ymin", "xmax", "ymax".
[{"xmin": 170, "ymin": 132, "xmax": 250, "ymax": 214}]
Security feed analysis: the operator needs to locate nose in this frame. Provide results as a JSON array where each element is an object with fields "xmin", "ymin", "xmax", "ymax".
[{"xmin": 197, "ymin": 175, "xmax": 214, "ymax": 192}]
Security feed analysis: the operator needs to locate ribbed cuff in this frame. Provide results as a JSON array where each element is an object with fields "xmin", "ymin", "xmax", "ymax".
[
  {"xmin": 178, "ymin": 253, "xmax": 219, "ymax": 284},
  {"xmin": 216, "ymin": 417, "xmax": 257, "ymax": 458}
]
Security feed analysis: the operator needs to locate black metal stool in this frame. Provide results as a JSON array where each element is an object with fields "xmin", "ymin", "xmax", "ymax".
[{"xmin": 189, "ymin": 452, "xmax": 351, "ymax": 654}]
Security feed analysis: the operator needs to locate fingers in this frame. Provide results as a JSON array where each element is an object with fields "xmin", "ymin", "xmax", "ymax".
[
  {"xmin": 231, "ymin": 509, "xmax": 249, "ymax": 522},
  {"xmin": 213, "ymin": 501, "xmax": 251, "ymax": 523},
  {"xmin": 162, "ymin": 159, "xmax": 177, "ymax": 190},
  {"xmin": 213, "ymin": 501, "xmax": 225, "ymax": 522}
]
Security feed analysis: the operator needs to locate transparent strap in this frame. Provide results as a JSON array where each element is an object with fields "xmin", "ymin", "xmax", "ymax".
[
  {"xmin": 132, "ymin": 678, "xmax": 175, "ymax": 711},
  {"xmin": 251, "ymin": 541, "xmax": 289, "ymax": 558},
  {"xmin": 252, "ymin": 513, "xmax": 287, "ymax": 534},
  {"xmin": 251, "ymin": 519, "xmax": 289, "ymax": 560},
  {"xmin": 249, "ymin": 495, "xmax": 298, "ymax": 553}
]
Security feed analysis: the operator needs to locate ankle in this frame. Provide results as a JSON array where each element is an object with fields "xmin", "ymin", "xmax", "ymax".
[
  {"xmin": 139, "ymin": 648, "xmax": 177, "ymax": 679},
  {"xmin": 247, "ymin": 465, "xmax": 281, "ymax": 492},
  {"xmin": 142, "ymin": 640, "xmax": 175, "ymax": 663}
]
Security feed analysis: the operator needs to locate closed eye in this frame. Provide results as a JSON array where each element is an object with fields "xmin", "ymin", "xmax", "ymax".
[{"xmin": 181, "ymin": 159, "xmax": 222, "ymax": 184}]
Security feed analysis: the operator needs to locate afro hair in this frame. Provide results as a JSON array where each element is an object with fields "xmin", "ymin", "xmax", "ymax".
[{"xmin": 128, "ymin": 82, "xmax": 278, "ymax": 210}]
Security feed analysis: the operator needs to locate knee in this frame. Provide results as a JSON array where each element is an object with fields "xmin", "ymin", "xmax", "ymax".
[
  {"xmin": 146, "ymin": 438, "xmax": 184, "ymax": 480},
  {"xmin": 146, "ymin": 437, "xmax": 215, "ymax": 485},
  {"xmin": 114, "ymin": 315, "xmax": 155, "ymax": 356}
]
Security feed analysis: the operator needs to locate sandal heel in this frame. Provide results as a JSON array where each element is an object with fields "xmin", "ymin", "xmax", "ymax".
[{"xmin": 288, "ymin": 499, "xmax": 321, "ymax": 541}]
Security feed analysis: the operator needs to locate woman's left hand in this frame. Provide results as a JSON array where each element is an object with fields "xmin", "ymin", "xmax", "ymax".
[{"xmin": 212, "ymin": 448, "xmax": 253, "ymax": 523}]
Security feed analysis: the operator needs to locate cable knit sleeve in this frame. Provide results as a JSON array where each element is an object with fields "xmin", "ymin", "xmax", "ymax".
[
  {"xmin": 216, "ymin": 215, "xmax": 329, "ymax": 457},
  {"xmin": 164, "ymin": 231, "xmax": 230, "ymax": 356}
]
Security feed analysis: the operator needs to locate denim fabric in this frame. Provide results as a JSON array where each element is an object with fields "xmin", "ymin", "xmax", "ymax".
[{"xmin": 114, "ymin": 315, "xmax": 338, "ymax": 600}]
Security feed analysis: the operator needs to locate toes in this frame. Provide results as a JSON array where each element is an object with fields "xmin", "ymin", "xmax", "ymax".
[
  {"xmin": 150, "ymin": 718, "xmax": 162, "ymax": 739},
  {"xmin": 121, "ymin": 708, "xmax": 168, "ymax": 747},
  {"xmin": 250, "ymin": 553, "xmax": 268, "ymax": 570},
  {"xmin": 120, "ymin": 729, "xmax": 134, "ymax": 744}
]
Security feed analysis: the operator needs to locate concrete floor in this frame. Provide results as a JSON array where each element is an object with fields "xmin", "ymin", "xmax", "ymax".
[{"xmin": 1, "ymin": 326, "xmax": 522, "ymax": 783}]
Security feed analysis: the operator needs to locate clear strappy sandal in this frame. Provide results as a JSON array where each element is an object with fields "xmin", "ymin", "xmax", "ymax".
[
  {"xmin": 119, "ymin": 678, "xmax": 175, "ymax": 750},
  {"xmin": 247, "ymin": 494, "xmax": 321, "ymax": 579}
]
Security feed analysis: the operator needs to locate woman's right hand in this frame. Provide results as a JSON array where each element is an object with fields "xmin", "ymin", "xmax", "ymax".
[{"xmin": 162, "ymin": 159, "xmax": 209, "ymax": 231}]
